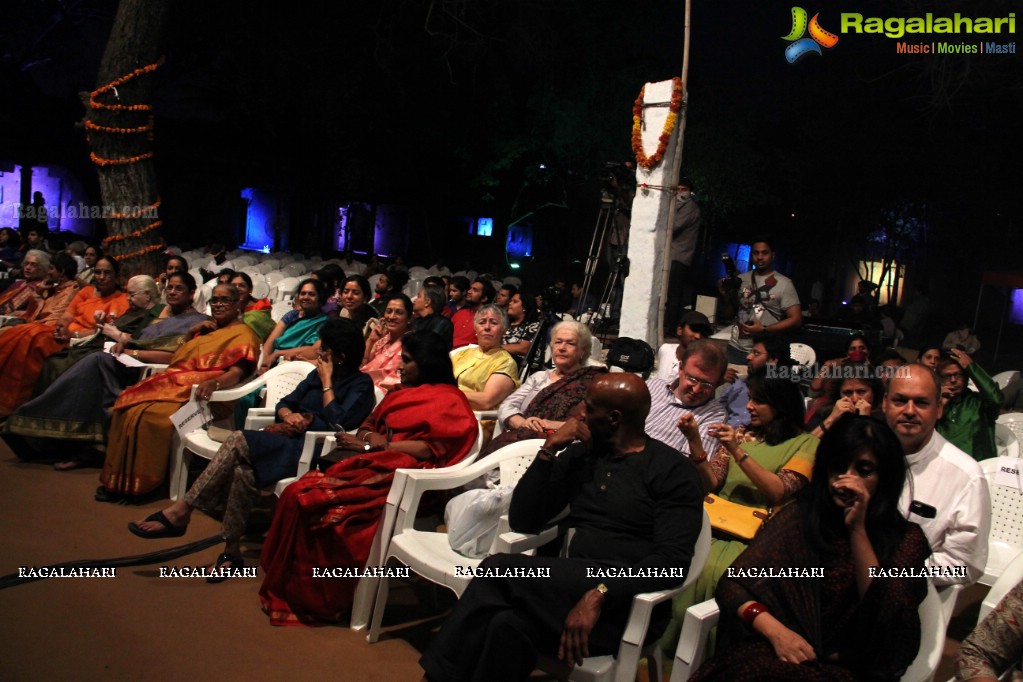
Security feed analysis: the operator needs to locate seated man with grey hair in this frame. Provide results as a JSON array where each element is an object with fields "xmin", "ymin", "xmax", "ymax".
[
  {"xmin": 411, "ymin": 284, "xmax": 454, "ymax": 350},
  {"xmin": 646, "ymin": 339, "xmax": 727, "ymax": 459}
]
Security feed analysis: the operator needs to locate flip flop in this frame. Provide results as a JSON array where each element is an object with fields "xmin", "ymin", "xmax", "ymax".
[
  {"xmin": 207, "ymin": 552, "xmax": 244, "ymax": 584},
  {"xmin": 127, "ymin": 511, "xmax": 187, "ymax": 539}
]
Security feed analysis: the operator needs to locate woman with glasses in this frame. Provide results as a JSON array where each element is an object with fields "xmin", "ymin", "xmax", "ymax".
[
  {"xmin": 0, "ymin": 256, "xmax": 129, "ymax": 417},
  {"xmin": 125, "ymin": 318, "xmax": 375, "ymax": 580},
  {"xmin": 660, "ymin": 367, "xmax": 818, "ymax": 656},
  {"xmin": 96, "ymin": 284, "xmax": 260, "ymax": 502}
]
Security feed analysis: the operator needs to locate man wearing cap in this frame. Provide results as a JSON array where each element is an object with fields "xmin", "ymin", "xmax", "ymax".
[
  {"xmin": 664, "ymin": 178, "xmax": 701, "ymax": 336},
  {"xmin": 655, "ymin": 310, "xmax": 712, "ymax": 382}
]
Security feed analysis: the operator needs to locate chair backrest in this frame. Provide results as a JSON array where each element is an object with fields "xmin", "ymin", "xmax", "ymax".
[
  {"xmin": 899, "ymin": 580, "xmax": 944, "ymax": 682},
  {"xmin": 251, "ymin": 279, "xmax": 270, "ymax": 301},
  {"xmin": 981, "ymin": 457, "xmax": 1023, "ymax": 546},
  {"xmin": 995, "ymin": 423, "xmax": 1020, "ymax": 458},
  {"xmin": 271, "ymin": 300, "xmax": 294, "ymax": 322},
  {"xmin": 264, "ymin": 361, "xmax": 316, "ymax": 406},
  {"xmin": 980, "ymin": 550, "xmax": 1023, "ymax": 623},
  {"xmin": 997, "ymin": 412, "xmax": 1023, "ymax": 446},
  {"xmin": 993, "ymin": 371, "xmax": 1021, "ymax": 407},
  {"xmin": 498, "ymin": 443, "xmax": 543, "ymax": 488},
  {"xmin": 275, "ymin": 276, "xmax": 300, "ymax": 301},
  {"xmin": 789, "ymin": 342, "xmax": 816, "ymax": 368}
]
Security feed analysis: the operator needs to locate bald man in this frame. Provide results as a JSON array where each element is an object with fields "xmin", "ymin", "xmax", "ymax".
[
  {"xmin": 885, "ymin": 364, "xmax": 990, "ymax": 586},
  {"xmin": 421, "ymin": 374, "xmax": 704, "ymax": 682}
]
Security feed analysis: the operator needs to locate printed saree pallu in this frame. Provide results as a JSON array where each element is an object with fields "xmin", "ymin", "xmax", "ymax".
[{"xmin": 99, "ymin": 322, "xmax": 260, "ymax": 497}]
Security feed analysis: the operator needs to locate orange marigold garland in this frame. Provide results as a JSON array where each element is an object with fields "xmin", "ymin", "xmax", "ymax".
[
  {"xmin": 87, "ymin": 60, "xmax": 162, "ymax": 168},
  {"xmin": 113, "ymin": 241, "xmax": 164, "ymax": 259},
  {"xmin": 103, "ymin": 220, "xmax": 163, "ymax": 246},
  {"xmin": 631, "ymin": 77, "xmax": 684, "ymax": 171}
]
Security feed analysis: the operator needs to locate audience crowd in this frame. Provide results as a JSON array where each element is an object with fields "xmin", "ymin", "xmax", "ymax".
[{"xmin": 1, "ymin": 232, "xmax": 1017, "ymax": 681}]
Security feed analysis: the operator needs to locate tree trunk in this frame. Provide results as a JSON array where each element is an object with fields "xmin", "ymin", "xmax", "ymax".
[{"xmin": 87, "ymin": 0, "xmax": 170, "ymax": 279}]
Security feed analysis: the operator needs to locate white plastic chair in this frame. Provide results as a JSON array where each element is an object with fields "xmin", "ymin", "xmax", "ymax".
[
  {"xmin": 979, "ymin": 549, "xmax": 1023, "ymax": 624},
  {"xmin": 789, "ymin": 342, "xmax": 816, "ymax": 369},
  {"xmin": 980, "ymin": 457, "xmax": 1023, "ymax": 587},
  {"xmin": 995, "ymin": 423, "xmax": 1020, "ymax": 458},
  {"xmin": 545, "ymin": 512, "xmax": 712, "ymax": 682},
  {"xmin": 366, "ymin": 438, "xmax": 546, "ymax": 642},
  {"xmin": 997, "ymin": 413, "xmax": 1023, "ymax": 447},
  {"xmin": 270, "ymin": 300, "xmax": 294, "ymax": 322},
  {"xmin": 274, "ymin": 276, "xmax": 300, "ymax": 301},
  {"xmin": 168, "ymin": 362, "xmax": 315, "ymax": 500},
  {"xmin": 993, "ymin": 371, "xmax": 1021, "ymax": 407},
  {"xmin": 671, "ymin": 579, "xmax": 944, "ymax": 682},
  {"xmin": 251, "ymin": 279, "xmax": 270, "ymax": 301},
  {"xmin": 349, "ymin": 419, "xmax": 486, "ymax": 631}
]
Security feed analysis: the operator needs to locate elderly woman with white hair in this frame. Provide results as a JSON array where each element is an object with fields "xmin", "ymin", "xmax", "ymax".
[
  {"xmin": 450, "ymin": 303, "xmax": 521, "ymax": 410},
  {"xmin": 0, "ymin": 248, "xmax": 51, "ymax": 318},
  {"xmin": 477, "ymin": 319, "xmax": 605, "ymax": 459}
]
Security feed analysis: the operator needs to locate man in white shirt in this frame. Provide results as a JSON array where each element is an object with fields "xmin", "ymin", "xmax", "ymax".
[
  {"xmin": 885, "ymin": 364, "xmax": 990, "ymax": 586},
  {"xmin": 646, "ymin": 339, "xmax": 726, "ymax": 459}
]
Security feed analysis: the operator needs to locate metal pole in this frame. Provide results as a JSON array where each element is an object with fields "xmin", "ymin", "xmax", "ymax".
[{"xmin": 657, "ymin": 0, "xmax": 693, "ymax": 345}]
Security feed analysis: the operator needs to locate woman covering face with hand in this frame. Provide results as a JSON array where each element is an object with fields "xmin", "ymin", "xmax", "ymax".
[{"xmin": 689, "ymin": 416, "xmax": 930, "ymax": 682}]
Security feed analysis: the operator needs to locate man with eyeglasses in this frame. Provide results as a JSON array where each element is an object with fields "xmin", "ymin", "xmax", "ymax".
[
  {"xmin": 645, "ymin": 339, "xmax": 727, "ymax": 459},
  {"xmin": 935, "ymin": 347, "xmax": 1002, "ymax": 461}
]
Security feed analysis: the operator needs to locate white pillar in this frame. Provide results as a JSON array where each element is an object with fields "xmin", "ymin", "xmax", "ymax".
[{"xmin": 619, "ymin": 78, "xmax": 681, "ymax": 347}]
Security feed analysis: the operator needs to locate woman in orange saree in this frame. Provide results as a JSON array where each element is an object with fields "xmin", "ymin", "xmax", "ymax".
[
  {"xmin": 98, "ymin": 284, "xmax": 260, "ymax": 501},
  {"xmin": 0, "ymin": 256, "xmax": 129, "ymax": 416},
  {"xmin": 259, "ymin": 331, "xmax": 478, "ymax": 625}
]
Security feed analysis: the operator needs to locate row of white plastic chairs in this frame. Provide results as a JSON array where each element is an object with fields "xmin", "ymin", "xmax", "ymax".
[{"xmin": 164, "ymin": 354, "xmax": 992, "ymax": 681}]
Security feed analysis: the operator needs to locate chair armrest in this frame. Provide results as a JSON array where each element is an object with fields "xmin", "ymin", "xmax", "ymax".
[
  {"xmin": 244, "ymin": 407, "xmax": 276, "ymax": 430},
  {"xmin": 297, "ymin": 431, "xmax": 336, "ymax": 473},
  {"xmin": 204, "ymin": 371, "xmax": 263, "ymax": 402},
  {"xmin": 671, "ymin": 599, "xmax": 720, "ymax": 682}
]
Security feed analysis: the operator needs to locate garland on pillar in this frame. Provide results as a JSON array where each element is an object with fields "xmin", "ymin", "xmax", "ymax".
[
  {"xmin": 631, "ymin": 77, "xmax": 684, "ymax": 171},
  {"xmin": 87, "ymin": 60, "xmax": 166, "ymax": 262}
]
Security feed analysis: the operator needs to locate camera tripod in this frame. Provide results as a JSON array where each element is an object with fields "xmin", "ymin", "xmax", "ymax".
[{"xmin": 578, "ymin": 189, "xmax": 630, "ymax": 339}]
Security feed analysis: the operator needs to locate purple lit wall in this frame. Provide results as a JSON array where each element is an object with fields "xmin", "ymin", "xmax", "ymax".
[
  {"xmin": 1010, "ymin": 289, "xmax": 1023, "ymax": 325},
  {"xmin": 0, "ymin": 164, "xmax": 93, "ymax": 236}
]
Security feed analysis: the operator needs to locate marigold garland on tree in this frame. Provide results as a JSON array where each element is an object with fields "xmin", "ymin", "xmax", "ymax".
[{"xmin": 631, "ymin": 77, "xmax": 684, "ymax": 171}]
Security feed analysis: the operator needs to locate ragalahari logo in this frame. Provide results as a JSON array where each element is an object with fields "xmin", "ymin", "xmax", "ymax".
[{"xmin": 783, "ymin": 7, "xmax": 839, "ymax": 63}]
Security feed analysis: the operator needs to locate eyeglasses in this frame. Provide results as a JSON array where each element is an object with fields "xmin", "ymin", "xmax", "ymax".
[
  {"xmin": 683, "ymin": 374, "xmax": 715, "ymax": 391},
  {"xmin": 209, "ymin": 297, "xmax": 238, "ymax": 306},
  {"xmin": 940, "ymin": 372, "xmax": 964, "ymax": 382}
]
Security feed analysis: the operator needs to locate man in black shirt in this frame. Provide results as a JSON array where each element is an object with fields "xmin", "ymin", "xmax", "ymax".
[
  {"xmin": 411, "ymin": 284, "xmax": 454, "ymax": 350},
  {"xmin": 420, "ymin": 374, "xmax": 703, "ymax": 682}
]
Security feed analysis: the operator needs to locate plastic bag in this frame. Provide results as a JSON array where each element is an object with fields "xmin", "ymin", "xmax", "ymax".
[{"xmin": 444, "ymin": 487, "xmax": 515, "ymax": 559}]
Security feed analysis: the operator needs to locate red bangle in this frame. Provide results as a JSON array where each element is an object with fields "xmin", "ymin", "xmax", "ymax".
[{"xmin": 741, "ymin": 601, "xmax": 768, "ymax": 626}]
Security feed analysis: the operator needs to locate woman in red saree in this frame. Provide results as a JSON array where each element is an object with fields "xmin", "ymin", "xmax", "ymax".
[
  {"xmin": 0, "ymin": 256, "xmax": 129, "ymax": 416},
  {"xmin": 98, "ymin": 284, "xmax": 260, "ymax": 501},
  {"xmin": 259, "ymin": 330, "xmax": 478, "ymax": 625}
]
